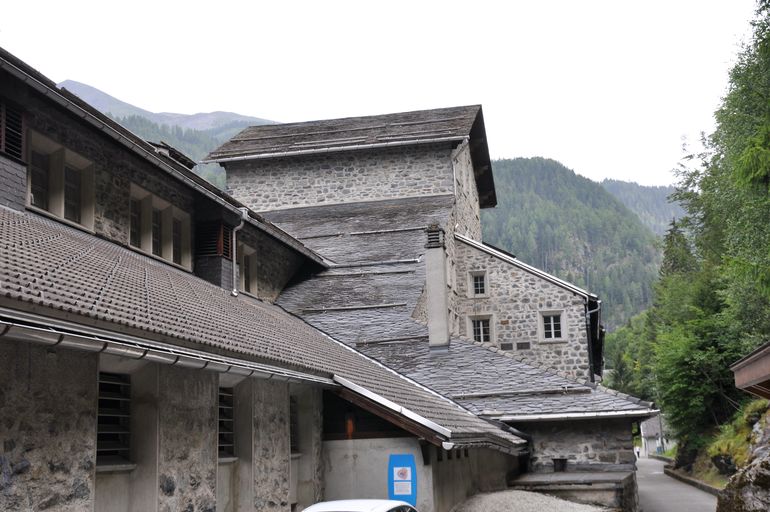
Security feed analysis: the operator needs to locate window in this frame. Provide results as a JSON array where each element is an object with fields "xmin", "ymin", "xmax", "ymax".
[
  {"xmin": 471, "ymin": 318, "xmax": 491, "ymax": 343},
  {"xmin": 237, "ymin": 242, "xmax": 258, "ymax": 295},
  {"xmin": 129, "ymin": 184, "xmax": 191, "ymax": 268},
  {"xmin": 0, "ymin": 99, "xmax": 24, "ymax": 160},
  {"xmin": 468, "ymin": 271, "xmax": 488, "ymax": 297},
  {"xmin": 500, "ymin": 342, "xmax": 513, "ymax": 351},
  {"xmin": 542, "ymin": 313, "xmax": 563, "ymax": 339},
  {"xmin": 290, "ymin": 396, "xmax": 300, "ymax": 454},
  {"xmin": 218, "ymin": 388, "xmax": 234, "ymax": 458},
  {"xmin": 516, "ymin": 342, "xmax": 531, "ymax": 350},
  {"xmin": 26, "ymin": 131, "xmax": 94, "ymax": 229},
  {"xmin": 473, "ymin": 274, "xmax": 485, "ymax": 295},
  {"xmin": 97, "ymin": 372, "xmax": 131, "ymax": 465},
  {"xmin": 29, "ymin": 151, "xmax": 49, "ymax": 210}
]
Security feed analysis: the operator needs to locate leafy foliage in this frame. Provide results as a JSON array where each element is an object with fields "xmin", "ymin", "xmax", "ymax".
[
  {"xmin": 607, "ymin": 1, "xmax": 770, "ymax": 457},
  {"xmin": 482, "ymin": 157, "xmax": 661, "ymax": 329}
]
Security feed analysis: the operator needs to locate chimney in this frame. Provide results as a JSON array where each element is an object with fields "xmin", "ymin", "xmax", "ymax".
[{"xmin": 425, "ymin": 225, "xmax": 450, "ymax": 350}]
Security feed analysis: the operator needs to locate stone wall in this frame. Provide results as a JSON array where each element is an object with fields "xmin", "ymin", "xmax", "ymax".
[
  {"xmin": 252, "ymin": 380, "xmax": 291, "ymax": 511},
  {"xmin": 0, "ymin": 71, "xmax": 196, "ymax": 245},
  {"xmin": 224, "ymin": 144, "xmax": 456, "ymax": 212},
  {"xmin": 0, "ymin": 340, "xmax": 97, "ymax": 511},
  {"xmin": 519, "ymin": 419, "xmax": 636, "ymax": 472},
  {"xmin": 0, "ymin": 155, "xmax": 26, "ymax": 210},
  {"xmin": 157, "ymin": 365, "xmax": 218, "ymax": 512},
  {"xmin": 239, "ymin": 225, "xmax": 306, "ymax": 303},
  {"xmin": 453, "ymin": 240, "xmax": 591, "ymax": 379}
]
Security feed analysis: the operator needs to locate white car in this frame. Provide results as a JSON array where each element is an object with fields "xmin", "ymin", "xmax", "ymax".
[{"xmin": 303, "ymin": 499, "xmax": 418, "ymax": 512}]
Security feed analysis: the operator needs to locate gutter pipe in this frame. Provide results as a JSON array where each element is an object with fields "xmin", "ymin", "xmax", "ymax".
[{"xmin": 231, "ymin": 207, "xmax": 249, "ymax": 296}]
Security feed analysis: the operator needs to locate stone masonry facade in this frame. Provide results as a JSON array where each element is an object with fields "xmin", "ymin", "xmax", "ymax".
[
  {"xmin": 453, "ymin": 240, "xmax": 591, "ymax": 380},
  {"xmin": 225, "ymin": 143, "xmax": 456, "ymax": 212},
  {"xmin": 520, "ymin": 419, "xmax": 636, "ymax": 472},
  {"xmin": 0, "ymin": 340, "xmax": 97, "ymax": 511}
]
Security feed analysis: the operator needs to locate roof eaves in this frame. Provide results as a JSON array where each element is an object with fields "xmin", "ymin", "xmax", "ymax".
[
  {"xmin": 203, "ymin": 136, "xmax": 468, "ymax": 164},
  {"xmin": 334, "ymin": 375, "xmax": 451, "ymax": 438},
  {"xmin": 490, "ymin": 409, "xmax": 660, "ymax": 422}
]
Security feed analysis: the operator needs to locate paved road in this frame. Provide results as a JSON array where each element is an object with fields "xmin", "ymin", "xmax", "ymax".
[{"xmin": 637, "ymin": 457, "xmax": 717, "ymax": 512}]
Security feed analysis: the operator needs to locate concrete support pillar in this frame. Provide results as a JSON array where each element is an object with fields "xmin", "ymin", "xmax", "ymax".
[
  {"xmin": 156, "ymin": 365, "xmax": 218, "ymax": 511},
  {"xmin": 0, "ymin": 340, "xmax": 98, "ymax": 511},
  {"xmin": 234, "ymin": 379, "xmax": 291, "ymax": 512},
  {"xmin": 425, "ymin": 225, "xmax": 450, "ymax": 349}
]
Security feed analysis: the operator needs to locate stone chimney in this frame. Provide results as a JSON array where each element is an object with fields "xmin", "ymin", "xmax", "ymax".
[{"xmin": 425, "ymin": 225, "xmax": 450, "ymax": 350}]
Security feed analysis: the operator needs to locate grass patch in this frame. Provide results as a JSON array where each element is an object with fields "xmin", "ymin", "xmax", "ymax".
[{"xmin": 708, "ymin": 399, "xmax": 768, "ymax": 468}]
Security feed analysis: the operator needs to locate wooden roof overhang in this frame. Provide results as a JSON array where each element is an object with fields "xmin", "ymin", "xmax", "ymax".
[{"xmin": 731, "ymin": 341, "xmax": 770, "ymax": 399}]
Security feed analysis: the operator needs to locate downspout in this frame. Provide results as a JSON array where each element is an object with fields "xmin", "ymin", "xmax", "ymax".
[
  {"xmin": 585, "ymin": 301, "xmax": 602, "ymax": 382},
  {"xmin": 231, "ymin": 207, "xmax": 249, "ymax": 297}
]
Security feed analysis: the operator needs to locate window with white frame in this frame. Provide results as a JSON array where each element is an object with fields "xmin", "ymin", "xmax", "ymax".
[
  {"xmin": 541, "ymin": 312, "xmax": 563, "ymax": 340},
  {"xmin": 129, "ymin": 184, "xmax": 191, "ymax": 269},
  {"xmin": 470, "ymin": 316, "xmax": 492, "ymax": 343},
  {"xmin": 26, "ymin": 130, "xmax": 94, "ymax": 230},
  {"xmin": 468, "ymin": 271, "xmax": 488, "ymax": 297}
]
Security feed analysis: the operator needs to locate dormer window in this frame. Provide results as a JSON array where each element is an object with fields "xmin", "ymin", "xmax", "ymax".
[
  {"xmin": 26, "ymin": 130, "xmax": 94, "ymax": 230},
  {"xmin": 237, "ymin": 242, "xmax": 258, "ymax": 294},
  {"xmin": 129, "ymin": 184, "xmax": 191, "ymax": 269}
]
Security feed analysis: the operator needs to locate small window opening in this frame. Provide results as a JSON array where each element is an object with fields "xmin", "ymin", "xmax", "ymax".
[
  {"xmin": 543, "ymin": 314, "xmax": 562, "ymax": 339},
  {"xmin": 472, "ymin": 274, "xmax": 486, "ymax": 295},
  {"xmin": 97, "ymin": 372, "xmax": 131, "ymax": 465},
  {"xmin": 290, "ymin": 396, "xmax": 300, "ymax": 454},
  {"xmin": 29, "ymin": 151, "xmax": 49, "ymax": 210},
  {"xmin": 172, "ymin": 218, "xmax": 182, "ymax": 265},
  {"xmin": 472, "ymin": 318, "xmax": 491, "ymax": 343},
  {"xmin": 151, "ymin": 208, "xmax": 162, "ymax": 256},
  {"xmin": 63, "ymin": 166, "xmax": 81, "ymax": 223},
  {"xmin": 218, "ymin": 387, "xmax": 235, "ymax": 458}
]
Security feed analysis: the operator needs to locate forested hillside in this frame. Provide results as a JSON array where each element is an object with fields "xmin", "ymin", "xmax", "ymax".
[
  {"xmin": 601, "ymin": 179, "xmax": 685, "ymax": 236},
  {"xmin": 482, "ymin": 158, "xmax": 661, "ymax": 329},
  {"xmin": 110, "ymin": 115, "xmax": 241, "ymax": 188}
]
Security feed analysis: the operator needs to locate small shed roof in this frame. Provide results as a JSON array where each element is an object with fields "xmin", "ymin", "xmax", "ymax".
[{"xmin": 205, "ymin": 105, "xmax": 497, "ymax": 208}]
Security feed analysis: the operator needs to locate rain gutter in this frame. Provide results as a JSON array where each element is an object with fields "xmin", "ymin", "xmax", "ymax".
[
  {"xmin": 0, "ymin": 307, "xmax": 334, "ymax": 386},
  {"xmin": 493, "ymin": 409, "xmax": 659, "ymax": 423}
]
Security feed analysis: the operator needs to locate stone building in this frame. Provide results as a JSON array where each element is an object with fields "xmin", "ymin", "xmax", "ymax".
[
  {"xmin": 0, "ymin": 48, "xmax": 527, "ymax": 512},
  {"xmin": 206, "ymin": 106, "xmax": 656, "ymax": 510}
]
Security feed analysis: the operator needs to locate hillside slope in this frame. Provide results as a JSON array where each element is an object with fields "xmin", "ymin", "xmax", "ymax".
[
  {"xmin": 601, "ymin": 179, "xmax": 685, "ymax": 236},
  {"xmin": 482, "ymin": 158, "xmax": 661, "ymax": 329}
]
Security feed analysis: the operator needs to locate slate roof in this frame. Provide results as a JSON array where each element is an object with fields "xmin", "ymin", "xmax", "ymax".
[
  {"xmin": 0, "ymin": 206, "xmax": 522, "ymax": 450},
  {"xmin": 269, "ymin": 197, "xmax": 655, "ymax": 421},
  {"xmin": 206, "ymin": 106, "xmax": 480, "ymax": 161},
  {"xmin": 204, "ymin": 105, "xmax": 497, "ymax": 208}
]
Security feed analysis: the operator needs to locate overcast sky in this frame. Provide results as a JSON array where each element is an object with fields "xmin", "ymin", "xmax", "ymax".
[{"xmin": 1, "ymin": 1, "xmax": 758, "ymax": 185}]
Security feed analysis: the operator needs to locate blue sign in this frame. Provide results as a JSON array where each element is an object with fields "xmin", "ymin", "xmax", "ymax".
[{"xmin": 388, "ymin": 454, "xmax": 417, "ymax": 506}]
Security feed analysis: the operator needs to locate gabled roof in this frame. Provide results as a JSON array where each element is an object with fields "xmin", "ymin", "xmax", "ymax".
[
  {"xmin": 268, "ymin": 197, "xmax": 653, "ymax": 421},
  {"xmin": 204, "ymin": 105, "xmax": 497, "ymax": 208},
  {"xmin": 0, "ymin": 206, "xmax": 523, "ymax": 452},
  {"xmin": 455, "ymin": 233, "xmax": 597, "ymax": 300},
  {"xmin": 0, "ymin": 46, "xmax": 326, "ymax": 269}
]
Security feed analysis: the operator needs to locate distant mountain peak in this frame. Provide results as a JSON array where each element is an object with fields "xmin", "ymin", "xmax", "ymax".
[{"xmin": 57, "ymin": 80, "xmax": 273, "ymax": 131}]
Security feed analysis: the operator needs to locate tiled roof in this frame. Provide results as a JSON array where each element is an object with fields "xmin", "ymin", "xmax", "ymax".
[
  {"xmin": 205, "ymin": 106, "xmax": 481, "ymax": 162},
  {"xmin": 0, "ymin": 206, "xmax": 522, "ymax": 450},
  {"xmin": 268, "ymin": 197, "xmax": 654, "ymax": 420}
]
